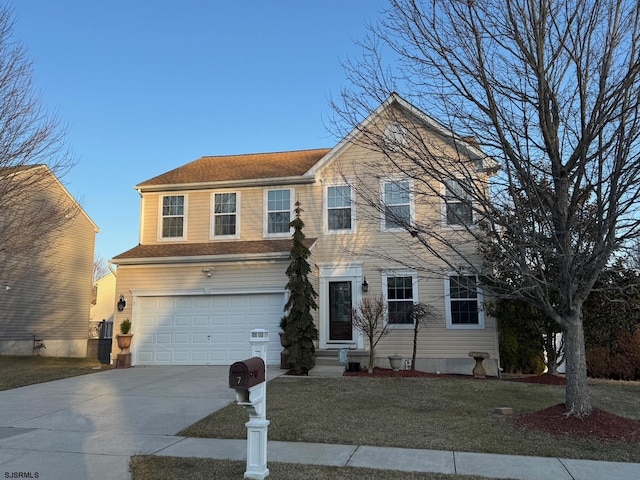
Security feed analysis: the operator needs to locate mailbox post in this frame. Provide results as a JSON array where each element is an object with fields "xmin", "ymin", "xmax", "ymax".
[{"xmin": 229, "ymin": 329, "xmax": 270, "ymax": 480}]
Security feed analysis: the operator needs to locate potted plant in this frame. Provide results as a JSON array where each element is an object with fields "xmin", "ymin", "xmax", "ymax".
[
  {"xmin": 388, "ymin": 354, "xmax": 403, "ymax": 372},
  {"xmin": 116, "ymin": 318, "xmax": 133, "ymax": 352},
  {"xmin": 279, "ymin": 315, "xmax": 292, "ymax": 369},
  {"xmin": 279, "ymin": 316, "xmax": 292, "ymax": 348}
]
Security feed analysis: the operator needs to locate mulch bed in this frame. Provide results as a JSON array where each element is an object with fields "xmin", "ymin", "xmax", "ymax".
[
  {"xmin": 506, "ymin": 373, "xmax": 566, "ymax": 385},
  {"xmin": 343, "ymin": 367, "xmax": 448, "ymax": 378},
  {"xmin": 514, "ymin": 404, "xmax": 640, "ymax": 441}
]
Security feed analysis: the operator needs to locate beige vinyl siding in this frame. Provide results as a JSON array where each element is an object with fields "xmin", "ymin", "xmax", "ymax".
[
  {"xmin": 0, "ymin": 176, "xmax": 96, "ymax": 357},
  {"xmin": 142, "ymin": 184, "xmax": 322, "ymax": 245},
  {"xmin": 112, "ymin": 260, "xmax": 290, "ymax": 358},
  {"xmin": 310, "ymin": 127, "xmax": 498, "ymax": 366}
]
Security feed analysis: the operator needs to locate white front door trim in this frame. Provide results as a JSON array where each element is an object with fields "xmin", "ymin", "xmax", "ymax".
[{"xmin": 318, "ymin": 263, "xmax": 364, "ymax": 349}]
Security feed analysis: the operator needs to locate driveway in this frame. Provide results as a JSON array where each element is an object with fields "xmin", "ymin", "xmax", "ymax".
[{"xmin": 0, "ymin": 366, "xmax": 281, "ymax": 480}]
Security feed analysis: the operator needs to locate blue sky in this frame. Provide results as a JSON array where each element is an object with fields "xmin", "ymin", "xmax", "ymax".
[{"xmin": 11, "ymin": 1, "xmax": 386, "ymax": 262}]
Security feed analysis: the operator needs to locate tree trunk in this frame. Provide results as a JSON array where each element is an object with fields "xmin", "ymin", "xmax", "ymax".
[
  {"xmin": 545, "ymin": 333, "xmax": 558, "ymax": 375},
  {"xmin": 411, "ymin": 321, "xmax": 418, "ymax": 371},
  {"xmin": 563, "ymin": 315, "xmax": 592, "ymax": 417},
  {"xmin": 369, "ymin": 347, "xmax": 375, "ymax": 373}
]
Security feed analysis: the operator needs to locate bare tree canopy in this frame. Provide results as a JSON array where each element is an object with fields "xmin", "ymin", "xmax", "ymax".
[
  {"xmin": 0, "ymin": 5, "xmax": 76, "ymax": 282},
  {"xmin": 332, "ymin": 0, "xmax": 640, "ymax": 416},
  {"xmin": 93, "ymin": 256, "xmax": 111, "ymax": 283}
]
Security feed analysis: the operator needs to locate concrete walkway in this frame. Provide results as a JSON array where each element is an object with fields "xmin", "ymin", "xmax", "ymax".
[{"xmin": 0, "ymin": 366, "xmax": 637, "ymax": 480}]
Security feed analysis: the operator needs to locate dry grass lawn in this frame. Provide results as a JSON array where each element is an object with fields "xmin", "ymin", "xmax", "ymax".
[
  {"xmin": 0, "ymin": 355, "xmax": 105, "ymax": 391},
  {"xmin": 179, "ymin": 376, "xmax": 640, "ymax": 463},
  {"xmin": 129, "ymin": 456, "xmax": 503, "ymax": 480}
]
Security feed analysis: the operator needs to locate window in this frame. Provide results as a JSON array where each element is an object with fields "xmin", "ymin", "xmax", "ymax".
[
  {"xmin": 384, "ymin": 122, "xmax": 407, "ymax": 151},
  {"xmin": 212, "ymin": 192, "xmax": 239, "ymax": 238},
  {"xmin": 383, "ymin": 271, "xmax": 418, "ymax": 326},
  {"xmin": 445, "ymin": 179, "xmax": 473, "ymax": 226},
  {"xmin": 161, "ymin": 195, "xmax": 186, "ymax": 239},
  {"xmin": 383, "ymin": 180, "xmax": 412, "ymax": 231},
  {"xmin": 326, "ymin": 185, "xmax": 353, "ymax": 232},
  {"xmin": 445, "ymin": 275, "xmax": 484, "ymax": 329},
  {"xmin": 266, "ymin": 189, "xmax": 292, "ymax": 235}
]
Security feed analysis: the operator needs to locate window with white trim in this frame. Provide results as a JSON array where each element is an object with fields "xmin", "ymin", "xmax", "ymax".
[
  {"xmin": 160, "ymin": 195, "xmax": 186, "ymax": 239},
  {"xmin": 212, "ymin": 192, "xmax": 239, "ymax": 238},
  {"xmin": 445, "ymin": 275, "xmax": 484, "ymax": 329},
  {"xmin": 266, "ymin": 189, "xmax": 292, "ymax": 235},
  {"xmin": 326, "ymin": 185, "xmax": 354, "ymax": 232},
  {"xmin": 445, "ymin": 178, "xmax": 473, "ymax": 226},
  {"xmin": 383, "ymin": 270, "xmax": 418, "ymax": 326},
  {"xmin": 382, "ymin": 180, "xmax": 412, "ymax": 231}
]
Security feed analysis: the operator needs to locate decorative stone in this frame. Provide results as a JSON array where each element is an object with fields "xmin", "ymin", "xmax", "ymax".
[{"xmin": 493, "ymin": 407, "xmax": 514, "ymax": 415}]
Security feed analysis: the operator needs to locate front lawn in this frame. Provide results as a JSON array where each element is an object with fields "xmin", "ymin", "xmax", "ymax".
[
  {"xmin": 179, "ymin": 375, "xmax": 640, "ymax": 463},
  {"xmin": 0, "ymin": 355, "xmax": 105, "ymax": 391}
]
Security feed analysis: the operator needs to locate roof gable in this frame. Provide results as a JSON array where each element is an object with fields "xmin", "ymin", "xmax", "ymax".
[
  {"xmin": 307, "ymin": 93, "xmax": 493, "ymax": 176},
  {"xmin": 2, "ymin": 164, "xmax": 99, "ymax": 232}
]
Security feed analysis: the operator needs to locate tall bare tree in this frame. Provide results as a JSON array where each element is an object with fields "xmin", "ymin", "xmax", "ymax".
[
  {"xmin": 0, "ymin": 6, "xmax": 76, "ymax": 284},
  {"xmin": 332, "ymin": 0, "xmax": 640, "ymax": 417}
]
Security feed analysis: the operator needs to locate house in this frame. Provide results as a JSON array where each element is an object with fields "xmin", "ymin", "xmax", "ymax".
[
  {"xmin": 0, "ymin": 165, "xmax": 99, "ymax": 357},
  {"xmin": 111, "ymin": 94, "xmax": 500, "ymax": 374},
  {"xmin": 90, "ymin": 270, "xmax": 117, "ymax": 327}
]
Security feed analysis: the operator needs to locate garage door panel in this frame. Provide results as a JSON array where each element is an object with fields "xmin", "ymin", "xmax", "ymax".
[
  {"xmin": 134, "ymin": 293, "xmax": 284, "ymax": 366},
  {"xmin": 158, "ymin": 298, "xmax": 175, "ymax": 309},
  {"xmin": 193, "ymin": 315, "xmax": 209, "ymax": 326},
  {"xmin": 139, "ymin": 315, "xmax": 156, "ymax": 327},
  {"xmin": 174, "ymin": 333, "xmax": 190, "ymax": 344},
  {"xmin": 157, "ymin": 315, "xmax": 172, "ymax": 327},
  {"xmin": 192, "ymin": 333, "xmax": 209, "ymax": 344}
]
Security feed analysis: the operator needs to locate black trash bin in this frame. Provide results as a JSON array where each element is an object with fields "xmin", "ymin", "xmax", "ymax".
[
  {"xmin": 98, "ymin": 338, "xmax": 111, "ymax": 365},
  {"xmin": 97, "ymin": 338, "xmax": 112, "ymax": 365}
]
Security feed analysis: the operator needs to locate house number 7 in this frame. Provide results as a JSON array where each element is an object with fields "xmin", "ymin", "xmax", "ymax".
[{"xmin": 236, "ymin": 376, "xmax": 242, "ymax": 385}]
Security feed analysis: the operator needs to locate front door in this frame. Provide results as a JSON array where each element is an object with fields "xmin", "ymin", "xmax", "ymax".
[{"xmin": 329, "ymin": 281, "xmax": 352, "ymax": 341}]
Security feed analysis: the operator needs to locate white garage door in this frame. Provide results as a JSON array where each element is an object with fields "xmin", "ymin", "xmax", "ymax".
[{"xmin": 134, "ymin": 293, "xmax": 284, "ymax": 365}]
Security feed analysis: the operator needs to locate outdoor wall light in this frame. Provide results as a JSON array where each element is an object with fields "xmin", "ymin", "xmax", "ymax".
[
  {"xmin": 202, "ymin": 267, "xmax": 214, "ymax": 278},
  {"xmin": 117, "ymin": 294, "xmax": 127, "ymax": 312},
  {"xmin": 362, "ymin": 277, "xmax": 369, "ymax": 293}
]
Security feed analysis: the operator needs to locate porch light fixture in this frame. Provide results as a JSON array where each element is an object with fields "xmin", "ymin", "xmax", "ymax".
[
  {"xmin": 362, "ymin": 277, "xmax": 369, "ymax": 293},
  {"xmin": 202, "ymin": 267, "xmax": 214, "ymax": 278},
  {"xmin": 117, "ymin": 294, "xmax": 127, "ymax": 312}
]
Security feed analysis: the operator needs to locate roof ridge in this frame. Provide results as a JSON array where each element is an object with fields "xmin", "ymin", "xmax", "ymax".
[{"xmin": 197, "ymin": 148, "xmax": 331, "ymax": 159}]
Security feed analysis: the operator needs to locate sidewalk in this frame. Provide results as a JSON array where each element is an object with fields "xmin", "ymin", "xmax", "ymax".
[{"xmin": 154, "ymin": 437, "xmax": 640, "ymax": 480}]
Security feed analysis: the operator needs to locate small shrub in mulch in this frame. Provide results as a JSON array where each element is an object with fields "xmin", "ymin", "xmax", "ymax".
[{"xmin": 514, "ymin": 403, "xmax": 640, "ymax": 442}]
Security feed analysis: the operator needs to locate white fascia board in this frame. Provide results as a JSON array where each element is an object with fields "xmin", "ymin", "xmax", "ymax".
[
  {"xmin": 136, "ymin": 175, "xmax": 316, "ymax": 193},
  {"xmin": 112, "ymin": 251, "xmax": 290, "ymax": 266}
]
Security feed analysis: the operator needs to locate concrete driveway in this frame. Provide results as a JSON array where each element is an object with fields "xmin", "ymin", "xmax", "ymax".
[{"xmin": 0, "ymin": 366, "xmax": 279, "ymax": 480}]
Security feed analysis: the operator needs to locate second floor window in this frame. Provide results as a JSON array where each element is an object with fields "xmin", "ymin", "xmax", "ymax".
[
  {"xmin": 266, "ymin": 189, "xmax": 291, "ymax": 235},
  {"xmin": 327, "ymin": 185, "xmax": 352, "ymax": 231},
  {"xmin": 445, "ymin": 179, "xmax": 473, "ymax": 226},
  {"xmin": 383, "ymin": 180, "xmax": 411, "ymax": 230},
  {"xmin": 213, "ymin": 192, "xmax": 238, "ymax": 237},
  {"xmin": 161, "ymin": 195, "xmax": 185, "ymax": 239}
]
